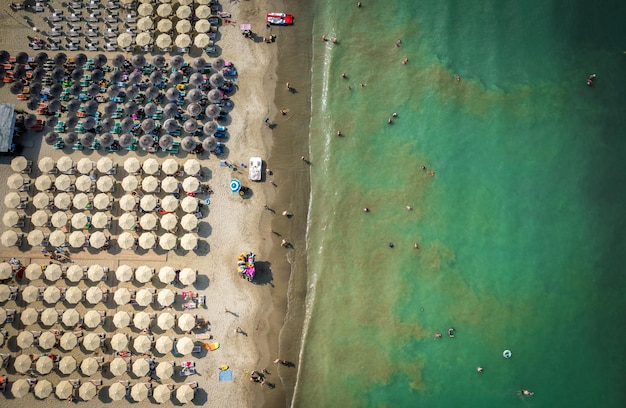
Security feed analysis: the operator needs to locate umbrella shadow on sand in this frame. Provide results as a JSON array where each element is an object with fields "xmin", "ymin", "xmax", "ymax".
[{"xmin": 252, "ymin": 261, "xmax": 274, "ymax": 286}]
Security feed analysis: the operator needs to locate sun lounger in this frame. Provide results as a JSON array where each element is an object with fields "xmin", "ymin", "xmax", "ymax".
[
  {"xmin": 67, "ymin": 43, "xmax": 79, "ymax": 51},
  {"xmin": 85, "ymin": 15, "xmax": 98, "ymax": 22},
  {"xmin": 49, "ymin": 15, "xmax": 62, "ymax": 22},
  {"xmin": 49, "ymin": 30, "xmax": 62, "ymax": 37},
  {"xmin": 68, "ymin": 15, "xmax": 81, "ymax": 22}
]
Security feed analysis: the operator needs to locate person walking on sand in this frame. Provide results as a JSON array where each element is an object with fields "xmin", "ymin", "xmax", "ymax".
[{"xmin": 286, "ymin": 82, "xmax": 291, "ymax": 91}]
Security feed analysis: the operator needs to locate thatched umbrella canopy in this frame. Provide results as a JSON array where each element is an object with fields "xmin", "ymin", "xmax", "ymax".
[
  {"xmin": 186, "ymin": 88, "xmax": 203, "ymax": 102},
  {"xmin": 100, "ymin": 118, "xmax": 115, "ymax": 132},
  {"xmin": 112, "ymin": 54, "xmax": 126, "ymax": 67},
  {"xmin": 164, "ymin": 103, "xmax": 178, "ymax": 117},
  {"xmin": 159, "ymin": 134, "xmax": 174, "ymax": 149},
  {"xmin": 213, "ymin": 57, "xmax": 225, "ymax": 71},
  {"xmin": 48, "ymin": 99, "xmax": 61, "ymax": 112},
  {"xmin": 87, "ymin": 83, "xmax": 100, "ymax": 97},
  {"xmin": 24, "ymin": 114, "xmax": 38, "ymax": 127},
  {"xmin": 210, "ymin": 73, "xmax": 225, "ymax": 87},
  {"xmin": 188, "ymin": 73, "xmax": 204, "ymax": 87},
  {"xmin": 31, "ymin": 67, "xmax": 45, "ymax": 81},
  {"xmin": 144, "ymin": 102, "xmax": 158, "ymax": 117},
  {"xmin": 203, "ymin": 121, "xmax": 218, "ymax": 136},
  {"xmin": 44, "ymin": 131, "xmax": 59, "ymax": 145},
  {"xmin": 109, "ymin": 70, "xmax": 123, "ymax": 83},
  {"xmin": 129, "ymin": 71, "xmax": 143, "ymax": 84},
  {"xmin": 150, "ymin": 70, "xmax": 163, "ymax": 84},
  {"xmin": 145, "ymin": 86, "xmax": 161, "ymax": 100},
  {"xmin": 208, "ymin": 89, "xmax": 222, "ymax": 102},
  {"xmin": 100, "ymin": 132, "xmax": 115, "ymax": 147},
  {"xmin": 125, "ymin": 101, "xmax": 139, "ymax": 115},
  {"xmin": 202, "ymin": 136, "xmax": 218, "ymax": 152},
  {"xmin": 26, "ymin": 98, "xmax": 40, "ymax": 111},
  {"xmin": 64, "ymin": 132, "xmax": 78, "ymax": 145},
  {"xmin": 15, "ymin": 52, "xmax": 29, "ymax": 65},
  {"xmin": 126, "ymin": 85, "xmax": 140, "ymax": 99},
  {"xmin": 46, "ymin": 116, "xmax": 58, "ymax": 127},
  {"xmin": 12, "ymin": 66, "xmax": 26, "ymax": 80},
  {"xmin": 191, "ymin": 57, "xmax": 206, "ymax": 71},
  {"xmin": 181, "ymin": 136, "xmax": 197, "ymax": 152},
  {"xmin": 91, "ymin": 69, "xmax": 104, "ymax": 81},
  {"xmin": 141, "ymin": 118, "xmax": 156, "ymax": 132},
  {"xmin": 70, "ymin": 68, "xmax": 84, "ymax": 81},
  {"xmin": 69, "ymin": 83, "xmax": 82, "ymax": 96},
  {"xmin": 163, "ymin": 118, "xmax": 178, "ymax": 132},
  {"xmin": 169, "ymin": 70, "xmax": 183, "ymax": 85},
  {"xmin": 149, "ymin": 56, "xmax": 164, "ymax": 70},
  {"xmin": 53, "ymin": 52, "xmax": 67, "ymax": 65},
  {"xmin": 49, "ymin": 82, "xmax": 63, "ymax": 97},
  {"xmin": 170, "ymin": 55, "xmax": 185, "ymax": 70},
  {"xmin": 34, "ymin": 51, "xmax": 48, "ymax": 65},
  {"xmin": 93, "ymin": 54, "xmax": 107, "ymax": 67},
  {"xmin": 166, "ymin": 87, "xmax": 180, "ymax": 101},
  {"xmin": 107, "ymin": 85, "xmax": 121, "ymax": 97},
  {"xmin": 84, "ymin": 100, "xmax": 99, "ymax": 115},
  {"xmin": 187, "ymin": 103, "xmax": 202, "ymax": 117},
  {"xmin": 139, "ymin": 134, "xmax": 155, "ymax": 149},
  {"xmin": 81, "ymin": 132, "xmax": 96, "ymax": 147},
  {"xmin": 83, "ymin": 117, "xmax": 97, "ymax": 130},
  {"xmin": 132, "ymin": 54, "xmax": 146, "ymax": 68},
  {"xmin": 65, "ymin": 115, "xmax": 79, "ymax": 128},
  {"xmin": 119, "ymin": 133, "xmax": 134, "ymax": 147},
  {"xmin": 121, "ymin": 117, "xmax": 135, "ymax": 131},
  {"xmin": 72, "ymin": 52, "xmax": 86, "ymax": 67},
  {"xmin": 102, "ymin": 101, "xmax": 117, "ymax": 115},
  {"xmin": 183, "ymin": 119, "xmax": 197, "ymax": 133},
  {"xmin": 0, "ymin": 50, "xmax": 9, "ymax": 63}
]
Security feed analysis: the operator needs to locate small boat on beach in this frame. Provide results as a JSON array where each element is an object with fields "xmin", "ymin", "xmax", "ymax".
[
  {"xmin": 266, "ymin": 12, "xmax": 294, "ymax": 25},
  {"xmin": 249, "ymin": 157, "xmax": 262, "ymax": 181}
]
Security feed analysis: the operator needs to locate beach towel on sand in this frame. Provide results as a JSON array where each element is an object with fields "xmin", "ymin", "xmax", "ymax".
[{"xmin": 219, "ymin": 370, "xmax": 233, "ymax": 381}]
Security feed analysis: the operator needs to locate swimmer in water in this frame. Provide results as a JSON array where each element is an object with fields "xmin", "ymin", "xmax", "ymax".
[
  {"xmin": 448, "ymin": 327, "xmax": 455, "ymax": 337},
  {"xmin": 519, "ymin": 389, "xmax": 534, "ymax": 396}
]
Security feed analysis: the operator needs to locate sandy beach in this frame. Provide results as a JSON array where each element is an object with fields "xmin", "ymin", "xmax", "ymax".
[{"xmin": 0, "ymin": 0, "xmax": 311, "ymax": 406}]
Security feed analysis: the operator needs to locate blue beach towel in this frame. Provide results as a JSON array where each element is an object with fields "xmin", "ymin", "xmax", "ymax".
[{"xmin": 219, "ymin": 370, "xmax": 233, "ymax": 381}]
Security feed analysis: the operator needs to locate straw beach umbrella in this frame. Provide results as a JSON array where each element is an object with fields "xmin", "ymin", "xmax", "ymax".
[
  {"xmin": 20, "ymin": 308, "xmax": 39, "ymax": 326},
  {"xmin": 161, "ymin": 213, "xmax": 178, "ymax": 231},
  {"xmin": 177, "ymin": 314, "xmax": 195, "ymax": 332},
  {"xmin": 36, "ymin": 356, "xmax": 54, "ymax": 374},
  {"xmin": 208, "ymin": 89, "xmax": 222, "ymax": 102},
  {"xmin": 73, "ymin": 193, "xmax": 90, "ymax": 210},
  {"xmin": 159, "ymin": 134, "xmax": 174, "ymax": 149},
  {"xmin": 114, "ymin": 287, "xmax": 132, "ymax": 305},
  {"xmin": 203, "ymin": 137, "xmax": 218, "ymax": 152},
  {"xmin": 213, "ymin": 57, "xmax": 226, "ymax": 71},
  {"xmin": 65, "ymin": 286, "xmax": 83, "ymax": 304},
  {"xmin": 175, "ymin": 337, "xmax": 194, "ymax": 355},
  {"xmin": 38, "ymin": 331, "xmax": 56, "ymax": 350},
  {"xmin": 118, "ymin": 232, "xmax": 136, "ymax": 249},
  {"xmin": 55, "ymin": 381, "xmax": 73, "ymax": 400},
  {"xmin": 131, "ymin": 383, "xmax": 149, "ymax": 402},
  {"xmin": 17, "ymin": 331, "xmax": 34, "ymax": 348},
  {"xmin": 156, "ymin": 33, "xmax": 172, "ymax": 49},
  {"xmin": 108, "ymin": 382, "xmax": 127, "ymax": 401},
  {"xmin": 133, "ymin": 311, "xmax": 152, "ymax": 330},
  {"xmin": 66, "ymin": 264, "xmax": 84, "ymax": 283},
  {"xmin": 27, "ymin": 230, "xmax": 45, "ymax": 246},
  {"xmin": 14, "ymin": 354, "xmax": 32, "ymax": 374},
  {"xmin": 34, "ymin": 379, "xmax": 53, "ymax": 399},
  {"xmin": 136, "ymin": 288, "xmax": 154, "ymax": 306},
  {"xmin": 153, "ymin": 383, "xmax": 171, "ymax": 402},
  {"xmin": 134, "ymin": 335, "xmax": 153, "ymax": 354},
  {"xmin": 179, "ymin": 268, "xmax": 197, "ymax": 285},
  {"xmin": 79, "ymin": 382, "xmax": 97, "ymax": 401},
  {"xmin": 114, "ymin": 311, "xmax": 132, "ymax": 329},
  {"xmin": 194, "ymin": 33, "xmax": 211, "ymax": 48},
  {"xmin": 161, "ymin": 195, "xmax": 179, "ymax": 212},
  {"xmin": 111, "ymin": 333, "xmax": 129, "ymax": 351},
  {"xmin": 189, "ymin": 72, "xmax": 205, "ymax": 86},
  {"xmin": 109, "ymin": 358, "xmax": 127, "ymax": 377},
  {"xmin": 12, "ymin": 378, "xmax": 31, "ymax": 398},
  {"xmin": 58, "ymin": 356, "xmax": 77, "ymax": 374},
  {"xmin": 176, "ymin": 385, "xmax": 195, "ymax": 404},
  {"xmin": 158, "ymin": 267, "xmax": 176, "ymax": 284},
  {"xmin": 158, "ymin": 289, "xmax": 175, "ymax": 307},
  {"xmin": 181, "ymin": 196, "xmax": 198, "ymax": 213},
  {"xmin": 175, "ymin": 34, "xmax": 192, "ymax": 48},
  {"xmin": 159, "ymin": 233, "xmax": 177, "ymax": 250},
  {"xmin": 181, "ymin": 136, "xmax": 197, "ymax": 152},
  {"xmin": 60, "ymin": 333, "xmax": 78, "ymax": 351}
]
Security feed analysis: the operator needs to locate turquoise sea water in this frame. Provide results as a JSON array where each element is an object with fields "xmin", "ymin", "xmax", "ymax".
[{"xmin": 294, "ymin": 1, "xmax": 626, "ymax": 407}]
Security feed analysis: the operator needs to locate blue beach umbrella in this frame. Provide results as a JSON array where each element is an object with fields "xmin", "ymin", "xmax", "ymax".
[{"xmin": 230, "ymin": 179, "xmax": 241, "ymax": 193}]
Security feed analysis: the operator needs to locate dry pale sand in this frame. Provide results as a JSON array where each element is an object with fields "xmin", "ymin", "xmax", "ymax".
[{"xmin": 0, "ymin": 0, "xmax": 284, "ymax": 407}]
